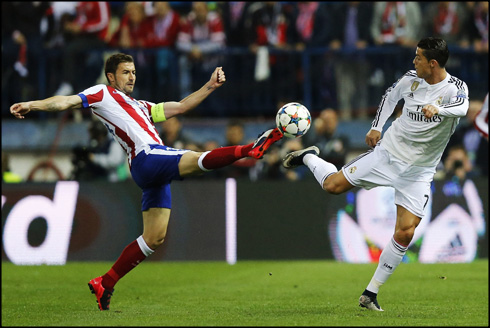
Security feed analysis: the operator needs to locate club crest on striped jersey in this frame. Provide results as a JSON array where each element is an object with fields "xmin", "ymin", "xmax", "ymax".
[
  {"xmin": 349, "ymin": 166, "xmax": 357, "ymax": 174},
  {"xmin": 411, "ymin": 81, "xmax": 420, "ymax": 91}
]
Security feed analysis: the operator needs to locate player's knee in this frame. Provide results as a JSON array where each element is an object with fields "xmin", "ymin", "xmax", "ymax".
[
  {"xmin": 147, "ymin": 236, "xmax": 165, "ymax": 249},
  {"xmin": 144, "ymin": 231, "xmax": 167, "ymax": 249},
  {"xmin": 322, "ymin": 173, "xmax": 351, "ymax": 195},
  {"xmin": 394, "ymin": 228, "xmax": 415, "ymax": 245},
  {"xmin": 153, "ymin": 238, "xmax": 166, "ymax": 249}
]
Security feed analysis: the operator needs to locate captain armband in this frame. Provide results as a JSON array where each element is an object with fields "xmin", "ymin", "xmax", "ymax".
[{"xmin": 150, "ymin": 103, "xmax": 167, "ymax": 123}]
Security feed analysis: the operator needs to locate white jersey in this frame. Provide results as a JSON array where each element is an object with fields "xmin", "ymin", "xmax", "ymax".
[
  {"xmin": 78, "ymin": 84, "xmax": 163, "ymax": 165},
  {"xmin": 372, "ymin": 70, "xmax": 469, "ymax": 167}
]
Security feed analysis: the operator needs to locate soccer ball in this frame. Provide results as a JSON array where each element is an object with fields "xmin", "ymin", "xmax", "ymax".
[{"xmin": 275, "ymin": 102, "xmax": 311, "ymax": 138}]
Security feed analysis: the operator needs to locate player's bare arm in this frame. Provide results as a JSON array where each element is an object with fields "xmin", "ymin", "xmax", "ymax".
[
  {"xmin": 10, "ymin": 95, "xmax": 82, "ymax": 119},
  {"xmin": 421, "ymin": 104, "xmax": 439, "ymax": 119},
  {"xmin": 161, "ymin": 67, "xmax": 226, "ymax": 119},
  {"xmin": 365, "ymin": 129, "xmax": 381, "ymax": 148}
]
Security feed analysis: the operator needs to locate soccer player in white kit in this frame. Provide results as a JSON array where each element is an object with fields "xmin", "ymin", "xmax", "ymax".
[
  {"xmin": 282, "ymin": 37, "xmax": 469, "ymax": 311},
  {"xmin": 10, "ymin": 53, "xmax": 283, "ymax": 310}
]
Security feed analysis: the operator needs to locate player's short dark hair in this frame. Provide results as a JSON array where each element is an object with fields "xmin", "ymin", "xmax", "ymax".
[
  {"xmin": 417, "ymin": 37, "xmax": 449, "ymax": 68},
  {"xmin": 104, "ymin": 53, "xmax": 134, "ymax": 83}
]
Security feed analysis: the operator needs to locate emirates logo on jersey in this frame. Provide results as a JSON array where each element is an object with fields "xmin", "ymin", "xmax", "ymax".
[
  {"xmin": 411, "ymin": 81, "xmax": 420, "ymax": 91},
  {"xmin": 407, "ymin": 110, "xmax": 442, "ymax": 123}
]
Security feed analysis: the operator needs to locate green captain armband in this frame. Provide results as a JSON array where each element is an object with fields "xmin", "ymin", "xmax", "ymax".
[{"xmin": 151, "ymin": 103, "xmax": 166, "ymax": 123}]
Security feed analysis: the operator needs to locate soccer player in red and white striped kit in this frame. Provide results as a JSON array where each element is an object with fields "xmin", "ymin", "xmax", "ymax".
[{"xmin": 10, "ymin": 53, "xmax": 283, "ymax": 310}]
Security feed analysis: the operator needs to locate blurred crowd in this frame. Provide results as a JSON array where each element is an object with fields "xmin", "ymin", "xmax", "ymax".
[
  {"xmin": 2, "ymin": 1, "xmax": 488, "ymax": 182},
  {"xmin": 2, "ymin": 2, "xmax": 488, "ymax": 117}
]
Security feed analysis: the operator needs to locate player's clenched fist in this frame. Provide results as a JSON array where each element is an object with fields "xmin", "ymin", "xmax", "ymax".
[
  {"xmin": 422, "ymin": 104, "xmax": 439, "ymax": 119},
  {"xmin": 216, "ymin": 67, "xmax": 225, "ymax": 84},
  {"xmin": 10, "ymin": 102, "xmax": 30, "ymax": 119},
  {"xmin": 210, "ymin": 67, "xmax": 226, "ymax": 89},
  {"xmin": 365, "ymin": 129, "xmax": 381, "ymax": 148}
]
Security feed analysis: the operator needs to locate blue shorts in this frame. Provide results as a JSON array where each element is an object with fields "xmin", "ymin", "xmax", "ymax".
[{"xmin": 130, "ymin": 145, "xmax": 190, "ymax": 211}]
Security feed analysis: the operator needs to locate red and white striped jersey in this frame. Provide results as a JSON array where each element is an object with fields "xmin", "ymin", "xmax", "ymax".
[{"xmin": 78, "ymin": 84, "xmax": 163, "ymax": 165}]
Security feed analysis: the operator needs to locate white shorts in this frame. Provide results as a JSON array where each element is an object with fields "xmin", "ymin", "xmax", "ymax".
[{"xmin": 341, "ymin": 144, "xmax": 435, "ymax": 218}]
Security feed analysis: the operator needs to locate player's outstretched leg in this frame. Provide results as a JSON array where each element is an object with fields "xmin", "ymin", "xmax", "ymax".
[
  {"xmin": 88, "ymin": 276, "xmax": 114, "ymax": 311},
  {"xmin": 282, "ymin": 146, "xmax": 320, "ymax": 168},
  {"xmin": 359, "ymin": 291, "xmax": 384, "ymax": 311},
  {"xmin": 248, "ymin": 127, "xmax": 284, "ymax": 159},
  {"xmin": 283, "ymin": 146, "xmax": 346, "ymax": 193}
]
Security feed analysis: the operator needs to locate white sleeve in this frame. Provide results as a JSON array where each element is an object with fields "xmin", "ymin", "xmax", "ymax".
[
  {"xmin": 437, "ymin": 81, "xmax": 469, "ymax": 117},
  {"xmin": 371, "ymin": 74, "xmax": 407, "ymax": 131}
]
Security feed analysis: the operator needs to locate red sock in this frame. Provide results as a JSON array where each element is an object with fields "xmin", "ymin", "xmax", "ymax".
[
  {"xmin": 200, "ymin": 144, "xmax": 253, "ymax": 170},
  {"xmin": 101, "ymin": 240, "xmax": 148, "ymax": 290}
]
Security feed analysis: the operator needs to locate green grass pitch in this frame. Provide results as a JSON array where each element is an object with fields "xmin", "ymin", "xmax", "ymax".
[{"xmin": 2, "ymin": 260, "xmax": 488, "ymax": 326}]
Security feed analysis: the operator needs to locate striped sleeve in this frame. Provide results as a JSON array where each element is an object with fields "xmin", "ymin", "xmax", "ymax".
[
  {"xmin": 437, "ymin": 77, "xmax": 469, "ymax": 117},
  {"xmin": 78, "ymin": 84, "xmax": 106, "ymax": 109},
  {"xmin": 371, "ymin": 72, "xmax": 409, "ymax": 131},
  {"xmin": 140, "ymin": 100, "xmax": 156, "ymax": 121}
]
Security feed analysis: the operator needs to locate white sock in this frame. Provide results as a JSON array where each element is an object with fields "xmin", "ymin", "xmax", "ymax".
[
  {"xmin": 197, "ymin": 151, "xmax": 212, "ymax": 172},
  {"xmin": 303, "ymin": 154, "xmax": 338, "ymax": 189},
  {"xmin": 366, "ymin": 237, "xmax": 407, "ymax": 294},
  {"xmin": 136, "ymin": 235, "xmax": 155, "ymax": 256}
]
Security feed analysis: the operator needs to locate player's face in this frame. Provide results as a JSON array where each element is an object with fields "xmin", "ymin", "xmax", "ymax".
[
  {"xmin": 413, "ymin": 48, "xmax": 431, "ymax": 79},
  {"xmin": 113, "ymin": 62, "xmax": 136, "ymax": 95}
]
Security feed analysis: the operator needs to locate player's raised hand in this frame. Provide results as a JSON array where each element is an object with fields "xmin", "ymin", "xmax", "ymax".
[
  {"xmin": 10, "ymin": 102, "xmax": 31, "ymax": 119},
  {"xmin": 210, "ymin": 67, "xmax": 226, "ymax": 89},
  {"xmin": 422, "ymin": 104, "xmax": 439, "ymax": 119},
  {"xmin": 365, "ymin": 129, "xmax": 381, "ymax": 148}
]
